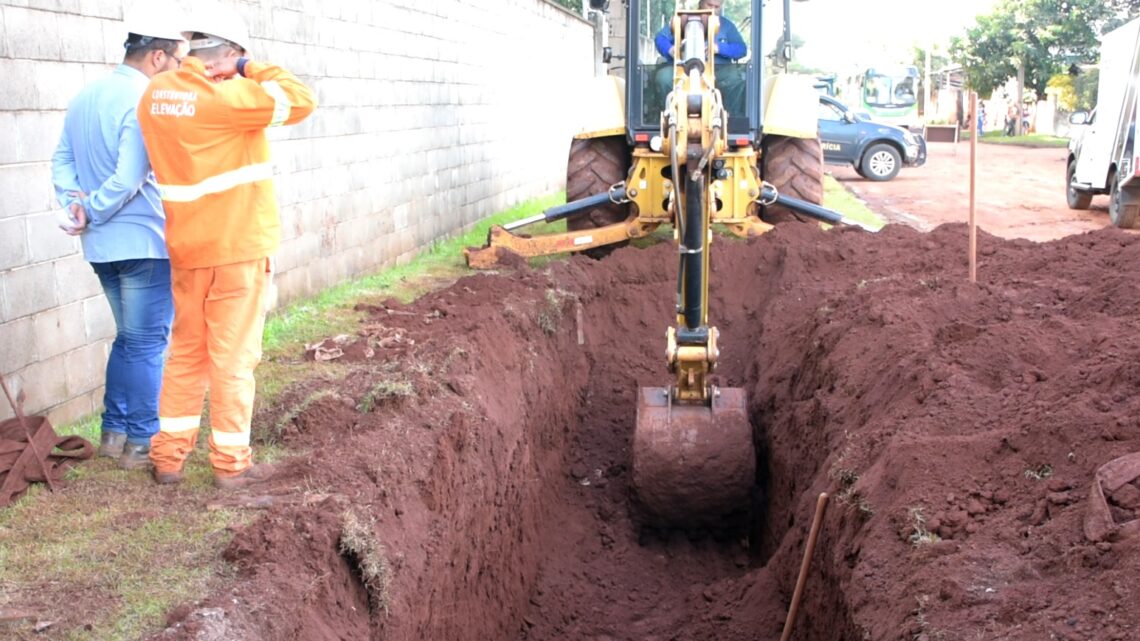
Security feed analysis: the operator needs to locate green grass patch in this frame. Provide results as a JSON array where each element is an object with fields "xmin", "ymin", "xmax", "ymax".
[
  {"xmin": 338, "ymin": 508, "xmax": 391, "ymax": 613},
  {"xmin": 959, "ymin": 129, "xmax": 1069, "ymax": 147},
  {"xmin": 53, "ymin": 413, "xmax": 100, "ymax": 442},
  {"xmin": 823, "ymin": 175, "xmax": 887, "ymax": 231},
  {"xmin": 0, "ymin": 453, "xmax": 243, "ymax": 641},
  {"xmin": 357, "ymin": 378, "xmax": 415, "ymax": 414}
]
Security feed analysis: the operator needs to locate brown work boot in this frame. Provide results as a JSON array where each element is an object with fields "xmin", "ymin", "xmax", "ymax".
[
  {"xmin": 152, "ymin": 467, "xmax": 184, "ymax": 485},
  {"xmin": 119, "ymin": 443, "xmax": 153, "ymax": 471},
  {"xmin": 214, "ymin": 463, "xmax": 276, "ymax": 490},
  {"xmin": 98, "ymin": 431, "xmax": 126, "ymax": 458}
]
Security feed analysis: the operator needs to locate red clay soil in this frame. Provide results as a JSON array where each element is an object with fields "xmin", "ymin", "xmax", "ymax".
[{"xmin": 152, "ymin": 221, "xmax": 1140, "ymax": 641}]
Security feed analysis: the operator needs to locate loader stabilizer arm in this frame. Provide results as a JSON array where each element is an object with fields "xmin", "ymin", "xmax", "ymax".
[
  {"xmin": 463, "ymin": 184, "xmax": 657, "ymax": 269},
  {"xmin": 505, "ymin": 186, "xmax": 627, "ymax": 230},
  {"xmin": 759, "ymin": 184, "xmax": 876, "ymax": 230},
  {"xmin": 463, "ymin": 218, "xmax": 655, "ymax": 269}
]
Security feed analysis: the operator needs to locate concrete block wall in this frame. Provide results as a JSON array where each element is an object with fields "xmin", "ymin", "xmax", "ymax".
[{"xmin": 0, "ymin": 0, "xmax": 595, "ymax": 425}]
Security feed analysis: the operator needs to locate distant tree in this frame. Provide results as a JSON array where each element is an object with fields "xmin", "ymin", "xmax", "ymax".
[
  {"xmin": 948, "ymin": 0, "xmax": 1127, "ymax": 97},
  {"xmin": 551, "ymin": 0, "xmax": 583, "ymax": 13},
  {"xmin": 1073, "ymin": 67, "xmax": 1099, "ymax": 111},
  {"xmin": 911, "ymin": 46, "xmax": 951, "ymax": 75},
  {"xmin": 1107, "ymin": 1, "xmax": 1140, "ymax": 17},
  {"xmin": 1046, "ymin": 68, "xmax": 1099, "ymax": 112},
  {"xmin": 911, "ymin": 45, "xmax": 951, "ymax": 92},
  {"xmin": 911, "ymin": 45, "xmax": 952, "ymax": 117}
]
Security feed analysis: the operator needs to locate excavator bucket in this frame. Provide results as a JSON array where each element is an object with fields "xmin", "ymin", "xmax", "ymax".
[{"xmin": 632, "ymin": 386, "xmax": 755, "ymax": 526}]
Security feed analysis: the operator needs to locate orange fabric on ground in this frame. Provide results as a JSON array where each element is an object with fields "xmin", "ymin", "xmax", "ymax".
[{"xmin": 152, "ymin": 258, "xmax": 270, "ymax": 475}]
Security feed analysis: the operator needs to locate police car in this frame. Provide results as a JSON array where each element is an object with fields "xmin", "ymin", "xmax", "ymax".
[{"xmin": 818, "ymin": 94, "xmax": 927, "ymax": 181}]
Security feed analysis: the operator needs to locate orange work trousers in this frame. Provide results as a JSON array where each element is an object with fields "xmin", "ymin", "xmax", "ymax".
[{"xmin": 151, "ymin": 258, "xmax": 271, "ymax": 477}]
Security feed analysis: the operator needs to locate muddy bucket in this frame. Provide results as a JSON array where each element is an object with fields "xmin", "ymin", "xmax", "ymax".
[{"xmin": 632, "ymin": 386, "xmax": 755, "ymax": 526}]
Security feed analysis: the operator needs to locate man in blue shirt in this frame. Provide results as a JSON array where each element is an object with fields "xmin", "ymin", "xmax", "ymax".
[
  {"xmin": 51, "ymin": 12, "xmax": 188, "ymax": 470},
  {"xmin": 653, "ymin": 0, "xmax": 749, "ymax": 116}
]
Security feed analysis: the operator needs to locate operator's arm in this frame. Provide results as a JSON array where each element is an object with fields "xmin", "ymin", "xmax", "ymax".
[
  {"xmin": 654, "ymin": 25, "xmax": 675, "ymax": 61},
  {"xmin": 715, "ymin": 18, "xmax": 747, "ymax": 60},
  {"xmin": 79, "ymin": 111, "xmax": 152, "ymax": 225},
  {"xmin": 218, "ymin": 61, "xmax": 317, "ymax": 130},
  {"xmin": 50, "ymin": 125, "xmax": 83, "ymax": 207}
]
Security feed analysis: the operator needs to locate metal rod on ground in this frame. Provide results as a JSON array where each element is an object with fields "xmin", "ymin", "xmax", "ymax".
[
  {"xmin": 779, "ymin": 492, "xmax": 829, "ymax": 641},
  {"xmin": 969, "ymin": 91, "xmax": 978, "ymax": 284},
  {"xmin": 0, "ymin": 373, "xmax": 58, "ymax": 492}
]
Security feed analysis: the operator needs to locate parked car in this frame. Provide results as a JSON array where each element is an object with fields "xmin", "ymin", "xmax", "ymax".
[{"xmin": 818, "ymin": 94, "xmax": 927, "ymax": 181}]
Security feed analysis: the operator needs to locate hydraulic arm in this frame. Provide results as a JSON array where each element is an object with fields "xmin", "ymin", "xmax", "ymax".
[{"xmin": 632, "ymin": 9, "xmax": 754, "ymax": 526}]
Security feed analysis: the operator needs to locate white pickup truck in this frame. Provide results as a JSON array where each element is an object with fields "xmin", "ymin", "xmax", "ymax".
[{"xmin": 1067, "ymin": 17, "xmax": 1140, "ymax": 228}]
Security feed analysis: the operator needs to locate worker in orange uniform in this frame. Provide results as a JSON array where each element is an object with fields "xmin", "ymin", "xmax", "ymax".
[{"xmin": 136, "ymin": 3, "xmax": 316, "ymax": 489}]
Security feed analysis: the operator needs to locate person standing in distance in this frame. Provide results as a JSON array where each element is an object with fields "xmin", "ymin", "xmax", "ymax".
[
  {"xmin": 51, "ymin": 5, "xmax": 188, "ymax": 470},
  {"xmin": 137, "ymin": 2, "xmax": 316, "ymax": 489}
]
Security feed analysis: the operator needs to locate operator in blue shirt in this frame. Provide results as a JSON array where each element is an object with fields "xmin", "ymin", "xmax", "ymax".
[
  {"xmin": 653, "ymin": 0, "xmax": 748, "ymax": 116},
  {"xmin": 50, "ymin": 8, "xmax": 188, "ymax": 471}
]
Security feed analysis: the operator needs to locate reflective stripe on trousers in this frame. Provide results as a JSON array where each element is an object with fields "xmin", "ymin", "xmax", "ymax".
[{"xmin": 151, "ymin": 257, "xmax": 271, "ymax": 475}]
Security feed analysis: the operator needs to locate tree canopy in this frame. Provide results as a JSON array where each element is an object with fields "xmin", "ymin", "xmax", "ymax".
[{"xmin": 949, "ymin": 0, "xmax": 1139, "ymax": 96}]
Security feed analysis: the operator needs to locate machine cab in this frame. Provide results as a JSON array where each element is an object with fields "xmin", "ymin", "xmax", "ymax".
[{"xmin": 624, "ymin": 0, "xmax": 765, "ymax": 145}]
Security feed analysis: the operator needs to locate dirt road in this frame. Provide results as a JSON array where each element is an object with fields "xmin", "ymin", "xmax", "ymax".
[{"xmin": 831, "ymin": 141, "xmax": 1115, "ymax": 241}]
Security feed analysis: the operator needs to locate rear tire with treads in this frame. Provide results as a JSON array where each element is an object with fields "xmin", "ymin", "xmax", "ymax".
[
  {"xmin": 1066, "ymin": 158, "xmax": 1092, "ymax": 210},
  {"xmin": 760, "ymin": 136, "xmax": 824, "ymax": 224},
  {"xmin": 566, "ymin": 135, "xmax": 631, "ymax": 259},
  {"xmin": 1109, "ymin": 170, "xmax": 1140, "ymax": 229}
]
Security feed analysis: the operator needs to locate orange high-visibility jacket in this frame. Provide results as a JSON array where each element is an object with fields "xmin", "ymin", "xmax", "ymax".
[{"xmin": 137, "ymin": 57, "xmax": 316, "ymax": 269}]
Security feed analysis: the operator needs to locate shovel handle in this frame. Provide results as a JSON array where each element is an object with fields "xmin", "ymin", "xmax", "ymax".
[{"xmin": 780, "ymin": 492, "xmax": 829, "ymax": 641}]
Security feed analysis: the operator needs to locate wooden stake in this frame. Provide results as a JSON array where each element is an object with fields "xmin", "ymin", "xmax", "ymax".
[
  {"xmin": 779, "ymin": 492, "xmax": 830, "ymax": 641},
  {"xmin": 969, "ymin": 91, "xmax": 978, "ymax": 284}
]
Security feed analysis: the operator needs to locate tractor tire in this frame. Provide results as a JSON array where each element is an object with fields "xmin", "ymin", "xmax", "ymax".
[
  {"xmin": 1065, "ymin": 159, "xmax": 1092, "ymax": 210},
  {"xmin": 1108, "ymin": 170, "xmax": 1140, "ymax": 229},
  {"xmin": 760, "ymin": 136, "xmax": 824, "ymax": 224},
  {"xmin": 566, "ymin": 135, "xmax": 631, "ymax": 259}
]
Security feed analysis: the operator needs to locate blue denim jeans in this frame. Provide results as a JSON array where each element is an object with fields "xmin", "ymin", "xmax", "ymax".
[{"xmin": 91, "ymin": 259, "xmax": 174, "ymax": 445}]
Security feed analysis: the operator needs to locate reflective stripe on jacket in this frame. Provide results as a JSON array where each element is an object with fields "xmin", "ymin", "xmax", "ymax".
[{"xmin": 137, "ymin": 57, "xmax": 316, "ymax": 269}]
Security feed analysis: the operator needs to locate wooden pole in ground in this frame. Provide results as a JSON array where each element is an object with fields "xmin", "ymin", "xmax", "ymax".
[
  {"xmin": 779, "ymin": 492, "xmax": 830, "ymax": 641},
  {"xmin": 969, "ymin": 91, "xmax": 978, "ymax": 284}
]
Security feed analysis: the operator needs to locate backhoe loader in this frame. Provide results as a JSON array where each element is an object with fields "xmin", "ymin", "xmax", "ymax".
[{"xmin": 466, "ymin": 0, "xmax": 865, "ymax": 526}]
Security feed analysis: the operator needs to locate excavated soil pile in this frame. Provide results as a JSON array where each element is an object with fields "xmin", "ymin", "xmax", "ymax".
[{"xmin": 154, "ymin": 223, "xmax": 1140, "ymax": 641}]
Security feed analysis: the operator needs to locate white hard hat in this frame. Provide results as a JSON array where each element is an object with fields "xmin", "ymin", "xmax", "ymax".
[
  {"xmin": 123, "ymin": 2, "xmax": 189, "ymax": 43},
  {"xmin": 184, "ymin": 2, "xmax": 251, "ymax": 53}
]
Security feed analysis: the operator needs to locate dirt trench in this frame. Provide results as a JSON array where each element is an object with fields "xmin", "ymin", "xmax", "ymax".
[{"xmin": 155, "ymin": 223, "xmax": 1140, "ymax": 641}]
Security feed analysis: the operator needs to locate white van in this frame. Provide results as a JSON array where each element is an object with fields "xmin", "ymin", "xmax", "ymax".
[{"xmin": 1067, "ymin": 17, "xmax": 1140, "ymax": 228}]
